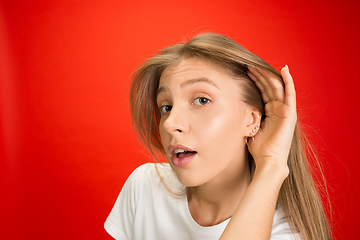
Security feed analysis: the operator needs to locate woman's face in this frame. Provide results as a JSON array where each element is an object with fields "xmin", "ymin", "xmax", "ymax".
[{"xmin": 157, "ymin": 58, "xmax": 253, "ymax": 187}]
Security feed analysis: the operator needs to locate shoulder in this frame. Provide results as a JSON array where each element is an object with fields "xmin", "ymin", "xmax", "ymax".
[
  {"xmin": 124, "ymin": 162, "xmax": 181, "ymax": 196},
  {"xmin": 104, "ymin": 163, "xmax": 179, "ymax": 239},
  {"xmin": 121, "ymin": 163, "xmax": 156, "ymax": 196}
]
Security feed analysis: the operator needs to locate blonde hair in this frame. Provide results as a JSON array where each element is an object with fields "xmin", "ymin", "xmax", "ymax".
[{"xmin": 129, "ymin": 33, "xmax": 331, "ymax": 240}]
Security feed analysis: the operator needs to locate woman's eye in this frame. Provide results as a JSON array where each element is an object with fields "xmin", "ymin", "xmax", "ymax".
[
  {"xmin": 193, "ymin": 97, "xmax": 210, "ymax": 106},
  {"xmin": 159, "ymin": 105, "xmax": 172, "ymax": 114}
]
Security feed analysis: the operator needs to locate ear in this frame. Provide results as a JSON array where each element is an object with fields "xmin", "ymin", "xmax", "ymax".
[{"xmin": 245, "ymin": 109, "xmax": 262, "ymax": 137}]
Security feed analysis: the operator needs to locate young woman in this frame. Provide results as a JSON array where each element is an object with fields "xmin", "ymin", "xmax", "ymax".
[{"xmin": 105, "ymin": 33, "xmax": 331, "ymax": 240}]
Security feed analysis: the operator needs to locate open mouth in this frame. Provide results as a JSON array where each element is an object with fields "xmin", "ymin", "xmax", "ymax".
[
  {"xmin": 175, "ymin": 149, "xmax": 197, "ymax": 158},
  {"xmin": 168, "ymin": 145, "xmax": 197, "ymax": 167},
  {"xmin": 172, "ymin": 149, "xmax": 197, "ymax": 167}
]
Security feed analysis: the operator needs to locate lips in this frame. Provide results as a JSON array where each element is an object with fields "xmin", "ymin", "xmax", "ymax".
[{"xmin": 168, "ymin": 144, "xmax": 197, "ymax": 167}]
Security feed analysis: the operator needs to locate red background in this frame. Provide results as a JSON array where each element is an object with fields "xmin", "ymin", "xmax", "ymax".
[{"xmin": 1, "ymin": 0, "xmax": 359, "ymax": 239}]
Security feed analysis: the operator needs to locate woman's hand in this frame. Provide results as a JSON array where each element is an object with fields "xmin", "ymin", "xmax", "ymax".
[{"xmin": 246, "ymin": 65, "xmax": 297, "ymax": 176}]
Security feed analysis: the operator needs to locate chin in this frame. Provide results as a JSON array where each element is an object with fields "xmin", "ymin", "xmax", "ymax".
[{"xmin": 175, "ymin": 172, "xmax": 205, "ymax": 188}]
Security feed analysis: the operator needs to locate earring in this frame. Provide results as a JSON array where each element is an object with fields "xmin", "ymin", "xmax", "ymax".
[{"xmin": 249, "ymin": 126, "xmax": 259, "ymax": 141}]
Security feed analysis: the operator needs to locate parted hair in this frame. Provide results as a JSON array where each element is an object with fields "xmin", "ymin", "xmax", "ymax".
[{"xmin": 129, "ymin": 33, "xmax": 331, "ymax": 240}]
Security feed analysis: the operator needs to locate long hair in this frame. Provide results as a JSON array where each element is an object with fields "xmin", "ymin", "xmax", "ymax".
[{"xmin": 129, "ymin": 33, "xmax": 331, "ymax": 240}]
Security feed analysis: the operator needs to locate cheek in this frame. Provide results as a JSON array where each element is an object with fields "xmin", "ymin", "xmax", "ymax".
[{"xmin": 193, "ymin": 105, "xmax": 246, "ymax": 145}]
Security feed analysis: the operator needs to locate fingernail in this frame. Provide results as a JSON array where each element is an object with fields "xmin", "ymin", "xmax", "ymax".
[{"xmin": 285, "ymin": 64, "xmax": 289, "ymax": 71}]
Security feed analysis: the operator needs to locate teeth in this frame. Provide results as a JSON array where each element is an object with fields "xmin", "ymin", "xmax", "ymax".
[{"xmin": 174, "ymin": 149, "xmax": 186, "ymax": 154}]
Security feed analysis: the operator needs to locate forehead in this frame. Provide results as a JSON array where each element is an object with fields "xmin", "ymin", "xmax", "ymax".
[
  {"xmin": 159, "ymin": 58, "xmax": 233, "ymax": 85},
  {"xmin": 157, "ymin": 58, "xmax": 244, "ymax": 102}
]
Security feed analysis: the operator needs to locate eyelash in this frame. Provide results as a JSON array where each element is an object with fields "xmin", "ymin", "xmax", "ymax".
[
  {"xmin": 158, "ymin": 97, "xmax": 211, "ymax": 114},
  {"xmin": 158, "ymin": 105, "xmax": 172, "ymax": 114},
  {"xmin": 193, "ymin": 97, "xmax": 210, "ymax": 106}
]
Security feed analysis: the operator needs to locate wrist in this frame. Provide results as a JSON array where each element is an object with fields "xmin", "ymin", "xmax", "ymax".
[{"xmin": 253, "ymin": 160, "xmax": 289, "ymax": 184}]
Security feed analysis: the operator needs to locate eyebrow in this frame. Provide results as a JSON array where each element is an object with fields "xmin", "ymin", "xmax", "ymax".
[{"xmin": 157, "ymin": 77, "xmax": 220, "ymax": 97}]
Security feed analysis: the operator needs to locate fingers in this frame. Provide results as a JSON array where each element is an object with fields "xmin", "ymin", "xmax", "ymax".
[
  {"xmin": 280, "ymin": 65, "xmax": 296, "ymax": 109},
  {"xmin": 247, "ymin": 66, "xmax": 285, "ymax": 104},
  {"xmin": 247, "ymin": 70, "xmax": 271, "ymax": 103}
]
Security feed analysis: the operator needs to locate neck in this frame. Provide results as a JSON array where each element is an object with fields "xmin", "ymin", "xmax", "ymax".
[{"xmin": 188, "ymin": 153, "xmax": 251, "ymax": 226}]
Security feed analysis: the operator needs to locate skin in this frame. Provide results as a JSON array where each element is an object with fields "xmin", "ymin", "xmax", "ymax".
[{"xmin": 157, "ymin": 58, "xmax": 297, "ymax": 239}]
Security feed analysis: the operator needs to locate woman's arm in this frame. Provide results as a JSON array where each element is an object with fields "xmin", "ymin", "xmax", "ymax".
[{"xmin": 220, "ymin": 65, "xmax": 297, "ymax": 240}]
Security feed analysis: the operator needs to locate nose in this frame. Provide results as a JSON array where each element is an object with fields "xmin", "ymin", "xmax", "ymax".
[{"xmin": 162, "ymin": 105, "xmax": 189, "ymax": 135}]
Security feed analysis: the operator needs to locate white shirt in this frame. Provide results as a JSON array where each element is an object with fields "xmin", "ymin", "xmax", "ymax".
[{"xmin": 105, "ymin": 163, "xmax": 301, "ymax": 240}]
